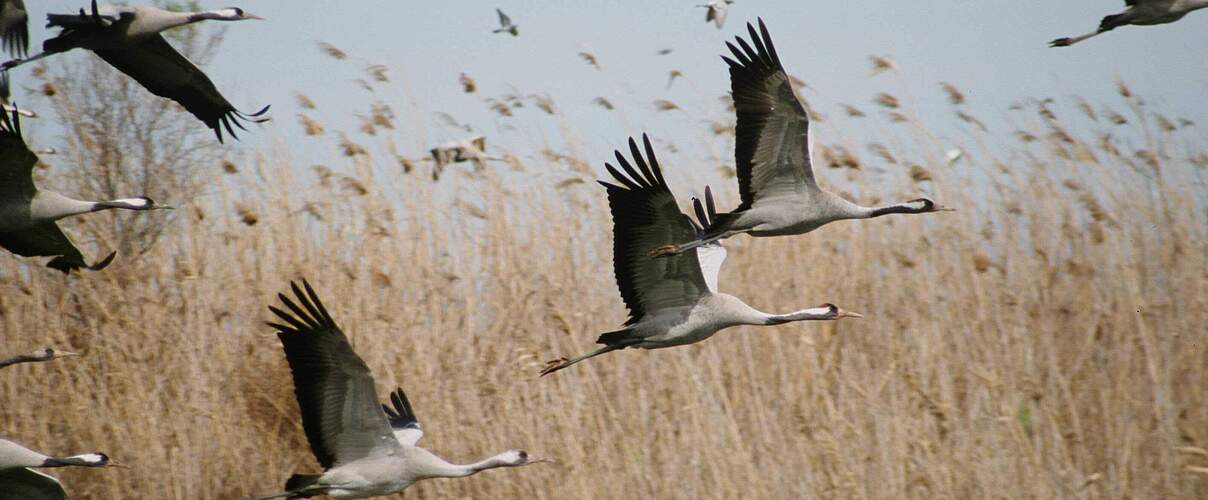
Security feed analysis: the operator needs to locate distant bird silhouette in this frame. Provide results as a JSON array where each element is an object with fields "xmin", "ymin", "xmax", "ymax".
[
  {"xmin": 0, "ymin": 109, "xmax": 170, "ymax": 273},
  {"xmin": 699, "ymin": 0, "xmax": 734, "ymax": 29},
  {"xmin": 493, "ymin": 8, "xmax": 518, "ymax": 36},
  {"xmin": 1, "ymin": 1, "xmax": 269, "ymax": 142},
  {"xmin": 1051, "ymin": 0, "xmax": 1208, "ymax": 47}
]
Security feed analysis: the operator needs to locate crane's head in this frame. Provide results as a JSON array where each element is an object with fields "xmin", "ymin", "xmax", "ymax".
[
  {"xmin": 101, "ymin": 197, "xmax": 174, "ymax": 211},
  {"xmin": 905, "ymin": 198, "xmax": 955, "ymax": 213},
  {"xmin": 818, "ymin": 303, "xmax": 863, "ymax": 320},
  {"xmin": 57, "ymin": 452, "xmax": 125, "ymax": 468},
  {"xmin": 211, "ymin": 7, "xmax": 264, "ymax": 21},
  {"xmin": 495, "ymin": 450, "xmax": 553, "ymax": 467},
  {"xmin": 29, "ymin": 347, "xmax": 80, "ymax": 362}
]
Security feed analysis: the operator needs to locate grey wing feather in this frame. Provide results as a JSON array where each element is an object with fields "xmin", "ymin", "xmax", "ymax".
[
  {"xmin": 497, "ymin": 8, "xmax": 511, "ymax": 26},
  {"xmin": 268, "ymin": 280, "xmax": 401, "ymax": 470},
  {"xmin": 725, "ymin": 19, "xmax": 815, "ymax": 210},
  {"xmin": 93, "ymin": 34, "xmax": 268, "ymax": 143},
  {"xmin": 599, "ymin": 134, "xmax": 709, "ymax": 326},
  {"xmin": 0, "ymin": 468, "xmax": 67, "ymax": 500},
  {"xmin": 0, "ymin": 107, "xmax": 36, "ymax": 201},
  {"xmin": 0, "ymin": 0, "xmax": 27, "ymax": 59}
]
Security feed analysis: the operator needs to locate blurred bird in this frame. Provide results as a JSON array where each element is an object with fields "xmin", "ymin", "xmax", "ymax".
[
  {"xmin": 253, "ymin": 280, "xmax": 547, "ymax": 499},
  {"xmin": 0, "ymin": 347, "xmax": 78, "ymax": 369},
  {"xmin": 656, "ymin": 48, "xmax": 674, "ymax": 55},
  {"xmin": 592, "ymin": 97, "xmax": 614, "ymax": 110},
  {"xmin": 429, "ymin": 135, "xmax": 500, "ymax": 180},
  {"xmin": 651, "ymin": 20, "xmax": 952, "ymax": 257},
  {"xmin": 540, "ymin": 135, "xmax": 860, "ymax": 376},
  {"xmin": 666, "ymin": 69, "xmax": 684, "ymax": 89},
  {"xmin": 0, "ymin": 439, "xmax": 121, "ymax": 500},
  {"xmin": 0, "ymin": 109, "xmax": 170, "ymax": 273},
  {"xmin": 493, "ymin": 8, "xmax": 518, "ymax": 36},
  {"xmin": 0, "ymin": 0, "xmax": 26, "ymax": 58},
  {"xmin": 578, "ymin": 51, "xmax": 601, "ymax": 70},
  {"xmin": 459, "ymin": 73, "xmax": 476, "ymax": 93},
  {"xmin": 1051, "ymin": 0, "xmax": 1208, "ymax": 46},
  {"xmin": 699, "ymin": 0, "xmax": 734, "ymax": 29},
  {"xmin": 1, "ymin": 1, "xmax": 269, "ymax": 142}
]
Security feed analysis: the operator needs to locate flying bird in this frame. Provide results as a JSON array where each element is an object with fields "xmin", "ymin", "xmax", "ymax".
[
  {"xmin": 254, "ymin": 280, "xmax": 546, "ymax": 499},
  {"xmin": 0, "ymin": 0, "xmax": 26, "ymax": 58},
  {"xmin": 650, "ymin": 20, "xmax": 952, "ymax": 257},
  {"xmin": 1051, "ymin": 0, "xmax": 1208, "ymax": 47},
  {"xmin": 0, "ymin": 438, "xmax": 120, "ymax": 500},
  {"xmin": 540, "ymin": 135, "xmax": 860, "ymax": 376},
  {"xmin": 493, "ymin": 8, "xmax": 518, "ymax": 36},
  {"xmin": 0, "ymin": 347, "xmax": 78, "ymax": 369},
  {"xmin": 0, "ymin": 109, "xmax": 170, "ymax": 273},
  {"xmin": 699, "ymin": 0, "xmax": 734, "ymax": 29},
  {"xmin": 429, "ymin": 135, "xmax": 500, "ymax": 180},
  {"xmin": 1, "ymin": 1, "xmax": 269, "ymax": 142}
]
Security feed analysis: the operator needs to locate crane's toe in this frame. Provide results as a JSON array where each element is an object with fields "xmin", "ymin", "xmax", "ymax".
[
  {"xmin": 1049, "ymin": 38, "xmax": 1073, "ymax": 47},
  {"xmin": 539, "ymin": 358, "xmax": 569, "ymax": 377}
]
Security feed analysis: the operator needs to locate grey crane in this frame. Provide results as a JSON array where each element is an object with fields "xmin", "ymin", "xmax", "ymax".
[
  {"xmin": 540, "ymin": 135, "xmax": 860, "ymax": 376},
  {"xmin": 650, "ymin": 20, "xmax": 951, "ymax": 257},
  {"xmin": 493, "ymin": 8, "xmax": 518, "ymax": 36},
  {"xmin": 1051, "ymin": 0, "xmax": 1208, "ymax": 46},
  {"xmin": 0, "ymin": 0, "xmax": 25, "ymax": 58},
  {"xmin": 0, "ymin": 439, "xmax": 120, "ymax": 500},
  {"xmin": 0, "ymin": 109, "xmax": 170, "ymax": 273},
  {"xmin": 1, "ymin": 1, "xmax": 268, "ymax": 142},
  {"xmin": 254, "ymin": 280, "xmax": 546, "ymax": 499},
  {"xmin": 699, "ymin": 0, "xmax": 734, "ymax": 29},
  {"xmin": 0, "ymin": 347, "xmax": 78, "ymax": 369}
]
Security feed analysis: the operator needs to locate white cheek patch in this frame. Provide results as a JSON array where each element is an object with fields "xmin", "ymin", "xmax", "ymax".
[
  {"xmin": 803, "ymin": 307, "xmax": 830, "ymax": 316},
  {"xmin": 906, "ymin": 200, "xmax": 927, "ymax": 211},
  {"xmin": 113, "ymin": 198, "xmax": 150, "ymax": 208},
  {"xmin": 74, "ymin": 453, "xmax": 106, "ymax": 465}
]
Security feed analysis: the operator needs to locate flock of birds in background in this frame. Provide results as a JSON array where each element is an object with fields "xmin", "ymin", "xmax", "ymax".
[{"xmin": 0, "ymin": 1, "xmax": 1204, "ymax": 499}]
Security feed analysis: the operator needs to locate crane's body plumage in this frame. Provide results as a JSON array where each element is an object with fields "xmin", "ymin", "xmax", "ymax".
[
  {"xmin": 1051, "ymin": 0, "xmax": 1208, "ymax": 46},
  {"xmin": 540, "ymin": 135, "xmax": 858, "ymax": 376},
  {"xmin": 258, "ymin": 281, "xmax": 539, "ymax": 499}
]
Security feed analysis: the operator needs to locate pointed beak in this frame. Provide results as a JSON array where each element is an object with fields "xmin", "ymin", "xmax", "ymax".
[
  {"xmin": 838, "ymin": 310, "xmax": 864, "ymax": 319},
  {"xmin": 935, "ymin": 204, "xmax": 956, "ymax": 212},
  {"xmin": 106, "ymin": 460, "xmax": 129, "ymax": 469},
  {"xmin": 246, "ymin": 14, "xmax": 265, "ymax": 20},
  {"xmin": 55, "ymin": 351, "xmax": 81, "ymax": 359},
  {"xmin": 155, "ymin": 205, "xmax": 176, "ymax": 210},
  {"xmin": 528, "ymin": 457, "xmax": 555, "ymax": 465}
]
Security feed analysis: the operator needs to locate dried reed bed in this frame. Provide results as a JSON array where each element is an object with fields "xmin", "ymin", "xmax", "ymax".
[{"xmin": 1, "ymin": 88, "xmax": 1206, "ymax": 500}]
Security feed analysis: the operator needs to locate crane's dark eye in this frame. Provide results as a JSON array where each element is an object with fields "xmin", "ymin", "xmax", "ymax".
[{"xmin": 235, "ymin": 8, "xmax": 244, "ymax": 16}]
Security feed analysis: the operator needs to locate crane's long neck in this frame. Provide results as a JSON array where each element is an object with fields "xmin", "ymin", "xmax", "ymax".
[
  {"xmin": 0, "ymin": 354, "xmax": 37, "ymax": 369},
  {"xmin": 764, "ymin": 306, "xmax": 835, "ymax": 325},
  {"xmin": 422, "ymin": 453, "xmax": 515, "ymax": 478},
  {"xmin": 32, "ymin": 192, "xmax": 153, "ymax": 222},
  {"xmin": 860, "ymin": 199, "xmax": 935, "ymax": 219}
]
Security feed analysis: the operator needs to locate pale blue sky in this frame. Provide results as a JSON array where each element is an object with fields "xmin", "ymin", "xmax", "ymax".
[{"xmin": 11, "ymin": 1, "xmax": 1208, "ymax": 174}]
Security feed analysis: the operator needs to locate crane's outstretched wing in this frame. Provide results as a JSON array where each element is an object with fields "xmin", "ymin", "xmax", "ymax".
[
  {"xmin": 93, "ymin": 34, "xmax": 269, "ymax": 143},
  {"xmin": 0, "ymin": 222, "xmax": 114, "ymax": 274},
  {"xmin": 267, "ymin": 280, "xmax": 401, "ymax": 470},
  {"xmin": 0, "ymin": 107, "xmax": 35, "ymax": 201},
  {"xmin": 725, "ymin": 19, "xmax": 815, "ymax": 211},
  {"xmin": 599, "ymin": 134, "xmax": 709, "ymax": 326},
  {"xmin": 0, "ymin": 468, "xmax": 67, "ymax": 500},
  {"xmin": 0, "ymin": 0, "xmax": 27, "ymax": 59},
  {"xmin": 690, "ymin": 187, "xmax": 727, "ymax": 293},
  {"xmin": 496, "ymin": 8, "xmax": 511, "ymax": 26},
  {"xmin": 381, "ymin": 387, "xmax": 423, "ymax": 447}
]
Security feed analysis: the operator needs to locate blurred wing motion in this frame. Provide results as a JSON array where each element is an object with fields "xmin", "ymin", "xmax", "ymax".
[
  {"xmin": 0, "ymin": 0, "xmax": 26, "ymax": 59},
  {"xmin": 0, "ymin": 468, "xmax": 67, "ymax": 500},
  {"xmin": 267, "ymin": 280, "xmax": 401, "ymax": 469}
]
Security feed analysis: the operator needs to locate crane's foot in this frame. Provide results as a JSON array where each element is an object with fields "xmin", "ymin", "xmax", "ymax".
[
  {"xmin": 540, "ymin": 358, "xmax": 569, "ymax": 377},
  {"xmin": 649, "ymin": 244, "xmax": 678, "ymax": 257}
]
